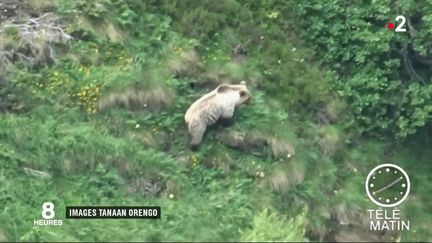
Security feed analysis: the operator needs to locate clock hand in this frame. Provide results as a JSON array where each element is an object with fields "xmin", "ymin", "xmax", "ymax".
[{"xmin": 374, "ymin": 176, "xmax": 403, "ymax": 194}]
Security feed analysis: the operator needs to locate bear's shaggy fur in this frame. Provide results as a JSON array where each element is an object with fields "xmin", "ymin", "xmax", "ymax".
[{"xmin": 184, "ymin": 81, "xmax": 252, "ymax": 150}]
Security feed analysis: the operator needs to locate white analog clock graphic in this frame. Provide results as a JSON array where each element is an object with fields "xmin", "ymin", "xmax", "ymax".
[{"xmin": 365, "ymin": 163, "xmax": 410, "ymax": 207}]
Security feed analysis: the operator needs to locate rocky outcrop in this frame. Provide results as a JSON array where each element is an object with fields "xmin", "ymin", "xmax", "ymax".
[{"xmin": 217, "ymin": 129, "xmax": 295, "ymax": 159}]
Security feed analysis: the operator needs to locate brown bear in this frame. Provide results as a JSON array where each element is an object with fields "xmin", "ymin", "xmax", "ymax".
[{"xmin": 184, "ymin": 81, "xmax": 252, "ymax": 150}]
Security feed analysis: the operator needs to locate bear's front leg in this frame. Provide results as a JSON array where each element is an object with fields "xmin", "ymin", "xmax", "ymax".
[{"xmin": 219, "ymin": 106, "xmax": 235, "ymax": 127}]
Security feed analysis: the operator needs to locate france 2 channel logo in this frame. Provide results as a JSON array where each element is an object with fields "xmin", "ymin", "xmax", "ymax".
[
  {"xmin": 33, "ymin": 202, "xmax": 63, "ymax": 226},
  {"xmin": 388, "ymin": 15, "xmax": 407, "ymax": 32}
]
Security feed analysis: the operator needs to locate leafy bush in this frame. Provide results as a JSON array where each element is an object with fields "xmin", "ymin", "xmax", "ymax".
[
  {"xmin": 291, "ymin": 0, "xmax": 432, "ymax": 138},
  {"xmin": 240, "ymin": 207, "xmax": 307, "ymax": 241}
]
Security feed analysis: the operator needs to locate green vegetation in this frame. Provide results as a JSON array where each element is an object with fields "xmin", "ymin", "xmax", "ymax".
[
  {"xmin": 292, "ymin": 0, "xmax": 432, "ymax": 138},
  {"xmin": 0, "ymin": 0, "xmax": 431, "ymax": 242}
]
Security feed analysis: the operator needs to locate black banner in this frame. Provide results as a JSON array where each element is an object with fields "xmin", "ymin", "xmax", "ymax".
[{"xmin": 65, "ymin": 206, "xmax": 161, "ymax": 219}]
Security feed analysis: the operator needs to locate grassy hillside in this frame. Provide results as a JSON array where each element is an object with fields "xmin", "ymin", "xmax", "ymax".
[{"xmin": 0, "ymin": 0, "xmax": 431, "ymax": 242}]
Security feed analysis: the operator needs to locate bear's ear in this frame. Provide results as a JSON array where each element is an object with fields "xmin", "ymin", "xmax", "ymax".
[
  {"xmin": 240, "ymin": 81, "xmax": 246, "ymax": 85},
  {"xmin": 217, "ymin": 84, "xmax": 230, "ymax": 93}
]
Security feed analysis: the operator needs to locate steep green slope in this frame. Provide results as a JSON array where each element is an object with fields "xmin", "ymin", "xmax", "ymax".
[{"xmin": 0, "ymin": 0, "xmax": 431, "ymax": 242}]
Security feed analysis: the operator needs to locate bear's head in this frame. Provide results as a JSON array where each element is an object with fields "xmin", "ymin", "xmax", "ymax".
[{"xmin": 216, "ymin": 81, "xmax": 252, "ymax": 106}]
